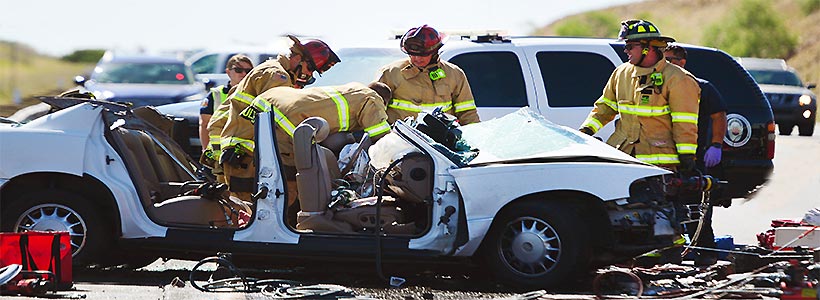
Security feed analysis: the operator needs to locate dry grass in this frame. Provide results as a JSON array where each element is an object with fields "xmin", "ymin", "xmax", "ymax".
[
  {"xmin": 0, "ymin": 42, "xmax": 93, "ymax": 117},
  {"xmin": 537, "ymin": 0, "xmax": 820, "ymax": 85}
]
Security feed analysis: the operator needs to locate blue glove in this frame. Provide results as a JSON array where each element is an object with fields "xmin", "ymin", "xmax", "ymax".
[{"xmin": 704, "ymin": 143, "xmax": 722, "ymax": 168}]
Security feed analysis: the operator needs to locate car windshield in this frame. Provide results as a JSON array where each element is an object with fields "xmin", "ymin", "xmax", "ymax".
[
  {"xmin": 92, "ymin": 62, "xmax": 195, "ymax": 85},
  {"xmin": 312, "ymin": 47, "xmax": 405, "ymax": 87},
  {"xmin": 747, "ymin": 70, "xmax": 804, "ymax": 87}
]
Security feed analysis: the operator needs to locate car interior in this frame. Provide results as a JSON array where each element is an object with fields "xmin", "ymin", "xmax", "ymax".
[{"xmin": 106, "ymin": 104, "xmax": 435, "ymax": 237}]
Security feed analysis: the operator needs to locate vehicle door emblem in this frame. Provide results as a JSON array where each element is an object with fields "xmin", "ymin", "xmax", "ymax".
[{"xmin": 725, "ymin": 113, "xmax": 752, "ymax": 147}]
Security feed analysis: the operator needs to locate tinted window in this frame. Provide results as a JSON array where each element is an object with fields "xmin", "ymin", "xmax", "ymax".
[
  {"xmin": 191, "ymin": 54, "xmax": 217, "ymax": 74},
  {"xmin": 685, "ymin": 48, "xmax": 769, "ymax": 108},
  {"xmin": 93, "ymin": 62, "xmax": 194, "ymax": 85},
  {"xmin": 747, "ymin": 70, "xmax": 804, "ymax": 86},
  {"xmin": 449, "ymin": 52, "xmax": 527, "ymax": 107},
  {"xmin": 536, "ymin": 51, "xmax": 614, "ymax": 107}
]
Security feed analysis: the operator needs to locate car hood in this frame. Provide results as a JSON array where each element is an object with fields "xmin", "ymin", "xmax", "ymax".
[
  {"xmin": 155, "ymin": 100, "xmax": 200, "ymax": 120},
  {"xmin": 758, "ymin": 84, "xmax": 815, "ymax": 96},
  {"xmin": 459, "ymin": 107, "xmax": 643, "ymax": 166},
  {"xmin": 85, "ymin": 82, "xmax": 206, "ymax": 101}
]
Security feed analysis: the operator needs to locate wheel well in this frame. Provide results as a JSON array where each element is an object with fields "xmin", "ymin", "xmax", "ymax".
[
  {"xmin": 477, "ymin": 190, "xmax": 614, "ymax": 253},
  {"xmin": 1, "ymin": 172, "xmax": 121, "ymax": 235}
]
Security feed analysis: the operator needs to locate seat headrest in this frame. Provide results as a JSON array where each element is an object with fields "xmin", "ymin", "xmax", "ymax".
[{"xmin": 301, "ymin": 117, "xmax": 330, "ymax": 142}]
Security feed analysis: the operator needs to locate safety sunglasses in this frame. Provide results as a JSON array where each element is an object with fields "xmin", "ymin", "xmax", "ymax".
[
  {"xmin": 665, "ymin": 57, "xmax": 683, "ymax": 62},
  {"xmin": 624, "ymin": 43, "xmax": 642, "ymax": 51},
  {"xmin": 231, "ymin": 67, "xmax": 252, "ymax": 74}
]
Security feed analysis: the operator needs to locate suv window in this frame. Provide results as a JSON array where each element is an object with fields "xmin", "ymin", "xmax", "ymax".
[
  {"xmin": 685, "ymin": 48, "xmax": 769, "ymax": 108},
  {"xmin": 536, "ymin": 51, "xmax": 614, "ymax": 107},
  {"xmin": 191, "ymin": 54, "xmax": 217, "ymax": 74},
  {"xmin": 450, "ymin": 52, "xmax": 527, "ymax": 107}
]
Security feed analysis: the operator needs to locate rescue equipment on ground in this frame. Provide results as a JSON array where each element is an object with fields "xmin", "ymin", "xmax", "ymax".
[{"xmin": 0, "ymin": 231, "xmax": 73, "ymax": 296}]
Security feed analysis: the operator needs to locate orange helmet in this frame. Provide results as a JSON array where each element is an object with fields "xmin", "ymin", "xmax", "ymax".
[
  {"xmin": 288, "ymin": 35, "xmax": 340, "ymax": 74},
  {"xmin": 400, "ymin": 25, "xmax": 443, "ymax": 56}
]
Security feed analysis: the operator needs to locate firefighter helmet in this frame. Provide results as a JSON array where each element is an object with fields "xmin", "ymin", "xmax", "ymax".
[
  {"xmin": 400, "ymin": 25, "xmax": 443, "ymax": 56},
  {"xmin": 288, "ymin": 35, "xmax": 340, "ymax": 74},
  {"xmin": 618, "ymin": 19, "xmax": 675, "ymax": 45}
]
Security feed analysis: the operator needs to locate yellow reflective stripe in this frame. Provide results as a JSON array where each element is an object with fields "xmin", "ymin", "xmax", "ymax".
[
  {"xmin": 618, "ymin": 104, "xmax": 670, "ymax": 116},
  {"xmin": 420, "ymin": 102, "xmax": 453, "ymax": 112},
  {"xmin": 273, "ymin": 107, "xmax": 296, "ymax": 137},
  {"xmin": 233, "ymin": 92, "xmax": 254, "ymax": 105},
  {"xmin": 676, "ymin": 143, "xmax": 698, "ymax": 154},
  {"xmin": 249, "ymin": 96, "xmax": 272, "ymax": 112},
  {"xmin": 597, "ymin": 97, "xmax": 618, "ymax": 111},
  {"xmin": 221, "ymin": 137, "xmax": 255, "ymax": 153},
  {"xmin": 674, "ymin": 235, "xmax": 687, "ymax": 245},
  {"xmin": 364, "ymin": 121, "xmax": 390, "ymax": 137},
  {"xmin": 212, "ymin": 109, "xmax": 229, "ymax": 121},
  {"xmin": 389, "ymin": 99, "xmax": 423, "ymax": 113},
  {"xmin": 388, "ymin": 99, "xmax": 454, "ymax": 113},
  {"xmin": 671, "ymin": 112, "xmax": 698, "ymax": 124},
  {"xmin": 453, "ymin": 99, "xmax": 476, "ymax": 113},
  {"xmin": 321, "ymin": 87, "xmax": 350, "ymax": 131},
  {"xmin": 208, "ymin": 135, "xmax": 221, "ymax": 145},
  {"xmin": 582, "ymin": 117, "xmax": 603, "ymax": 133},
  {"xmin": 635, "ymin": 154, "xmax": 680, "ymax": 165}
]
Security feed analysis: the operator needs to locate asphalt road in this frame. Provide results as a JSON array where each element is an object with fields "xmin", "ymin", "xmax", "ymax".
[{"xmin": 3, "ymin": 124, "xmax": 817, "ymax": 300}]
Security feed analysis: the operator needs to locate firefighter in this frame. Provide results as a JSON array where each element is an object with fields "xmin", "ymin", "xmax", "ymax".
[
  {"xmin": 579, "ymin": 19, "xmax": 700, "ymax": 173},
  {"xmin": 238, "ymin": 81, "xmax": 392, "ymax": 221},
  {"xmin": 377, "ymin": 24, "xmax": 480, "ymax": 125},
  {"xmin": 211, "ymin": 35, "xmax": 340, "ymax": 201},
  {"xmin": 199, "ymin": 54, "xmax": 253, "ymax": 183}
]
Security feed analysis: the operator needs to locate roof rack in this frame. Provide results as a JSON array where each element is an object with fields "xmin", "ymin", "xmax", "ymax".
[{"xmin": 389, "ymin": 29, "xmax": 511, "ymax": 43}]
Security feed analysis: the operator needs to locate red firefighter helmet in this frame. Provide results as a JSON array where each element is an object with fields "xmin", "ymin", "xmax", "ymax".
[
  {"xmin": 400, "ymin": 25, "xmax": 443, "ymax": 56},
  {"xmin": 288, "ymin": 35, "xmax": 341, "ymax": 74}
]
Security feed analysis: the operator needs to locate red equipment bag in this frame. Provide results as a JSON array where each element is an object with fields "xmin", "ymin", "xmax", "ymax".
[{"xmin": 0, "ymin": 231, "xmax": 72, "ymax": 289}]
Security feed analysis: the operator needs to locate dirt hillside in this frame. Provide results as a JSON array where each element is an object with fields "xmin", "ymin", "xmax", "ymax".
[{"xmin": 535, "ymin": 0, "xmax": 820, "ymax": 85}]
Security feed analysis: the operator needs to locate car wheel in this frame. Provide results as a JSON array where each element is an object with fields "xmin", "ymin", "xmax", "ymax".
[
  {"xmin": 0, "ymin": 189, "xmax": 111, "ymax": 267},
  {"xmin": 798, "ymin": 122, "xmax": 814, "ymax": 136},
  {"xmin": 482, "ymin": 200, "xmax": 590, "ymax": 289},
  {"xmin": 778, "ymin": 123, "xmax": 794, "ymax": 135}
]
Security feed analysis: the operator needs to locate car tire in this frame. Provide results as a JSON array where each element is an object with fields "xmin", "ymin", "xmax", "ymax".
[
  {"xmin": 798, "ymin": 122, "xmax": 814, "ymax": 136},
  {"xmin": 778, "ymin": 123, "xmax": 794, "ymax": 135},
  {"xmin": 482, "ymin": 200, "xmax": 590, "ymax": 289},
  {"xmin": 0, "ymin": 189, "xmax": 112, "ymax": 267}
]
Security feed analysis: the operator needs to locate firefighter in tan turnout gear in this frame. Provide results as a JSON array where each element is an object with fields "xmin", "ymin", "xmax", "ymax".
[
  {"xmin": 377, "ymin": 24, "xmax": 480, "ymax": 125},
  {"xmin": 580, "ymin": 20, "xmax": 700, "ymax": 172},
  {"xmin": 238, "ymin": 82, "xmax": 392, "ymax": 225},
  {"xmin": 210, "ymin": 35, "xmax": 340, "ymax": 201}
]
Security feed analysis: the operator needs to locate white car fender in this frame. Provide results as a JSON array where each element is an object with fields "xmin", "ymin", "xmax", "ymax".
[
  {"xmin": 0, "ymin": 104, "xmax": 101, "ymax": 179},
  {"xmin": 448, "ymin": 161, "xmax": 670, "ymax": 256}
]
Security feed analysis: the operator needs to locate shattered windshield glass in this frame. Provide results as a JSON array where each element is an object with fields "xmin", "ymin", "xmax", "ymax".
[{"xmin": 460, "ymin": 107, "xmax": 591, "ymax": 165}]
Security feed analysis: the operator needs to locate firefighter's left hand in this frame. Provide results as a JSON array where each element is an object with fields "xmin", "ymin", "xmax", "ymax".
[
  {"xmin": 678, "ymin": 154, "xmax": 696, "ymax": 173},
  {"xmin": 704, "ymin": 144, "xmax": 722, "ymax": 168}
]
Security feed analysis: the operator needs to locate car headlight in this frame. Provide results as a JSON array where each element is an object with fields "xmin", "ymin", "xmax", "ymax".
[{"xmin": 799, "ymin": 94, "xmax": 813, "ymax": 106}]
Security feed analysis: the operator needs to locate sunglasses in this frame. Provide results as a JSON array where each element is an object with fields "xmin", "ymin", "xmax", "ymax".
[
  {"xmin": 665, "ymin": 57, "xmax": 683, "ymax": 62},
  {"xmin": 231, "ymin": 67, "xmax": 252, "ymax": 74},
  {"xmin": 624, "ymin": 43, "xmax": 641, "ymax": 51}
]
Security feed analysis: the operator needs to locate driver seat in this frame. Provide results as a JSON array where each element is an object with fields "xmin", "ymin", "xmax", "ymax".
[{"xmin": 293, "ymin": 118, "xmax": 353, "ymax": 232}]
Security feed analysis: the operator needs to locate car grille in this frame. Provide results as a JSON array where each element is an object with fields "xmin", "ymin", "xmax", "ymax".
[{"xmin": 764, "ymin": 93, "xmax": 796, "ymax": 106}]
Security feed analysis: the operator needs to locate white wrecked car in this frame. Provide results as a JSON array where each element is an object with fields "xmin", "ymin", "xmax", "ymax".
[{"xmin": 1, "ymin": 97, "xmax": 687, "ymax": 288}]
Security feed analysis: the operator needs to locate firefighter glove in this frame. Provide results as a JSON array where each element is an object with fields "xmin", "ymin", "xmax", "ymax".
[
  {"xmin": 579, "ymin": 127, "xmax": 595, "ymax": 136},
  {"xmin": 219, "ymin": 147, "xmax": 245, "ymax": 167},
  {"xmin": 678, "ymin": 154, "xmax": 696, "ymax": 173},
  {"xmin": 704, "ymin": 143, "xmax": 722, "ymax": 168}
]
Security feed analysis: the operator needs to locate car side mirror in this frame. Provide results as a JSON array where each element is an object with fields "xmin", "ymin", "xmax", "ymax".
[
  {"xmin": 807, "ymin": 83, "xmax": 816, "ymax": 89},
  {"xmin": 74, "ymin": 75, "xmax": 87, "ymax": 87}
]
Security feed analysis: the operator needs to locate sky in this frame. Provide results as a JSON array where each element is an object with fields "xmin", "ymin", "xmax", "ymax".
[{"xmin": 1, "ymin": 0, "xmax": 640, "ymax": 57}]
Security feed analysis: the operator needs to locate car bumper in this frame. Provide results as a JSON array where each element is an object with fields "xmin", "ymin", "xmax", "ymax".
[
  {"xmin": 772, "ymin": 104, "xmax": 816, "ymax": 125},
  {"xmin": 723, "ymin": 159, "xmax": 774, "ymax": 198}
]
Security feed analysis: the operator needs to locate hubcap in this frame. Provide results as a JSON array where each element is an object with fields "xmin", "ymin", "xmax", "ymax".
[
  {"xmin": 15, "ymin": 204, "xmax": 86, "ymax": 257},
  {"xmin": 498, "ymin": 217, "xmax": 560, "ymax": 276}
]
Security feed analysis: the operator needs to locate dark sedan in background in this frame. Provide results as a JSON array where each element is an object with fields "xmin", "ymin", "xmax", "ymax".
[{"xmin": 75, "ymin": 52, "xmax": 208, "ymax": 108}]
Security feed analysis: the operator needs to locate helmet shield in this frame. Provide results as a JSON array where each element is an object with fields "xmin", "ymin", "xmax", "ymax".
[{"xmin": 400, "ymin": 25, "xmax": 443, "ymax": 56}]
